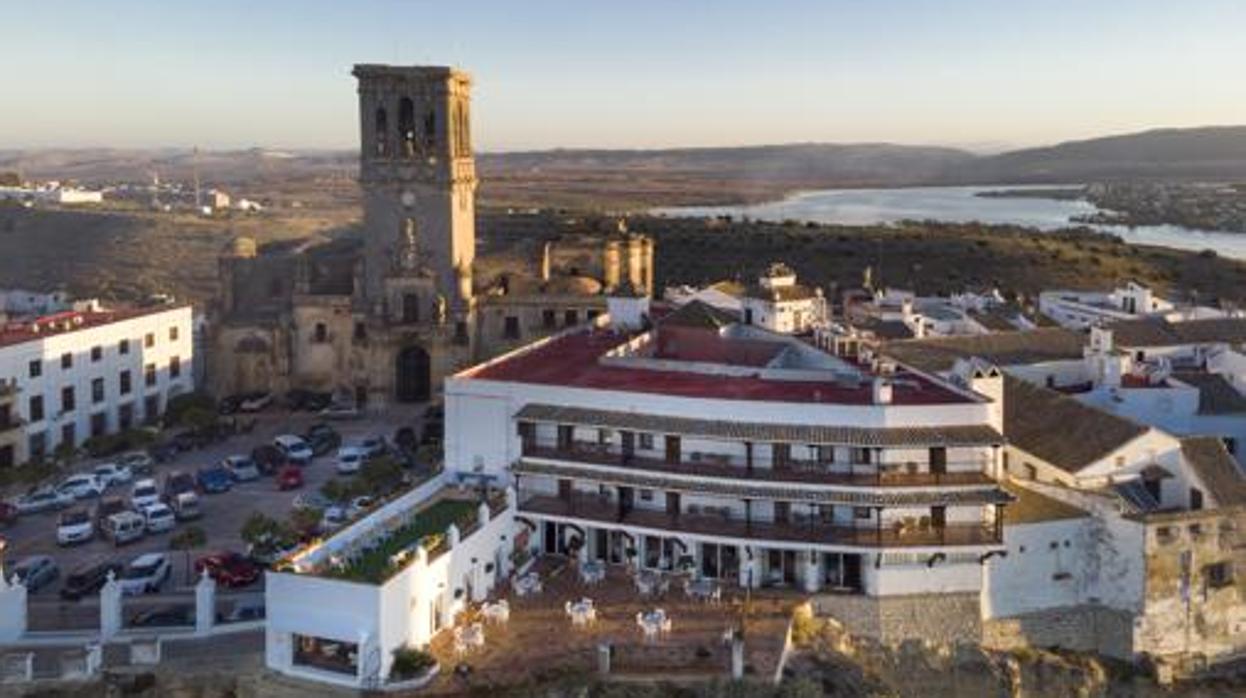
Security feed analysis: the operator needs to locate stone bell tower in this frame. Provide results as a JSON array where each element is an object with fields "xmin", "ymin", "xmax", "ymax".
[{"xmin": 352, "ymin": 65, "xmax": 477, "ymax": 320}]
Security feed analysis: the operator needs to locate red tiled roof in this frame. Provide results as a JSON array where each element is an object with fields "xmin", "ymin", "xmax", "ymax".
[
  {"xmin": 467, "ymin": 329, "xmax": 973, "ymax": 405},
  {"xmin": 0, "ymin": 305, "xmax": 188, "ymax": 349}
]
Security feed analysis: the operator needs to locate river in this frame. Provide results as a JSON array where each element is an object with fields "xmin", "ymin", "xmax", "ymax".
[{"xmin": 655, "ymin": 185, "xmax": 1246, "ymax": 261}]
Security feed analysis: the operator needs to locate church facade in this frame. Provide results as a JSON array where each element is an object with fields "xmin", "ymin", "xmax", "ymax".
[{"xmin": 208, "ymin": 65, "xmax": 653, "ymax": 408}]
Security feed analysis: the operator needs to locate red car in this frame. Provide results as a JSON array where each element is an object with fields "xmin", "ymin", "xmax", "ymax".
[
  {"xmin": 276, "ymin": 465, "xmax": 303, "ymax": 491},
  {"xmin": 194, "ymin": 551, "xmax": 261, "ymax": 588}
]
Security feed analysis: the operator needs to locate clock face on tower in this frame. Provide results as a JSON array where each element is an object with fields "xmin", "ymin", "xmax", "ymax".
[{"xmin": 401, "ymin": 191, "xmax": 416, "ymax": 207}]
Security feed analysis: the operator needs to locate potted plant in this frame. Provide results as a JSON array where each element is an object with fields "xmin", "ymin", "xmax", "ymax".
[{"xmin": 389, "ymin": 646, "xmax": 439, "ymax": 688}]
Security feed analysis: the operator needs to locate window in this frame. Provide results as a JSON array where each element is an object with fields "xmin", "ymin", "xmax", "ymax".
[
  {"xmin": 91, "ymin": 377, "xmax": 105, "ymax": 404},
  {"xmin": 118, "ymin": 403, "xmax": 134, "ymax": 430},
  {"xmin": 1206, "ymin": 562, "xmax": 1234, "ymax": 589},
  {"xmin": 60, "ymin": 423, "xmax": 75, "ymax": 448},
  {"xmin": 398, "ymin": 97, "xmax": 416, "ymax": 157},
  {"xmin": 313, "ymin": 323, "xmax": 328, "ymax": 343},
  {"xmin": 61, "ymin": 352, "xmax": 72, "ymax": 369},
  {"xmin": 854, "ymin": 507, "xmax": 873, "ymax": 520},
  {"xmin": 90, "ymin": 346, "xmax": 102, "ymax": 362},
  {"xmin": 564, "ymin": 309, "xmax": 578, "ymax": 327},
  {"xmin": 144, "ymin": 395, "xmax": 160, "ymax": 423},
  {"xmin": 1190, "ymin": 487, "xmax": 1204, "ymax": 511},
  {"xmin": 503, "ymin": 316, "xmax": 520, "ymax": 340},
  {"xmin": 401, "ymin": 294, "xmax": 420, "ymax": 324},
  {"xmin": 852, "ymin": 447, "xmax": 872, "ymax": 465},
  {"xmin": 119, "ymin": 370, "xmax": 132, "ymax": 395},
  {"xmin": 144, "ymin": 363, "xmax": 157, "ymax": 387},
  {"xmin": 374, "ymin": 107, "xmax": 389, "ymax": 156},
  {"xmin": 118, "ymin": 339, "xmax": 130, "ymax": 355},
  {"xmin": 586, "ymin": 309, "xmax": 600, "ymax": 322},
  {"xmin": 353, "ymin": 322, "xmax": 368, "ymax": 343},
  {"xmin": 454, "ymin": 321, "xmax": 469, "ymax": 345},
  {"xmin": 61, "ymin": 386, "xmax": 75, "ymax": 412},
  {"xmin": 638, "ymin": 433, "xmax": 654, "ymax": 450},
  {"xmin": 28, "ymin": 395, "xmax": 44, "ymax": 422},
  {"xmin": 169, "ymin": 326, "xmax": 179, "ymax": 341},
  {"xmin": 144, "ymin": 333, "xmax": 154, "ymax": 348},
  {"xmin": 28, "ymin": 359, "xmax": 41, "ymax": 378},
  {"xmin": 542, "ymin": 309, "xmax": 557, "ymax": 329},
  {"xmin": 813, "ymin": 445, "xmax": 835, "ymax": 464},
  {"xmin": 28, "ymin": 432, "xmax": 46, "ymax": 461},
  {"xmin": 169, "ymin": 356, "xmax": 181, "ymax": 379},
  {"xmin": 1225, "ymin": 437, "xmax": 1238, "ymax": 456},
  {"xmin": 90, "ymin": 412, "xmax": 107, "ymax": 437},
  {"xmin": 639, "ymin": 489, "xmax": 654, "ymax": 502}
]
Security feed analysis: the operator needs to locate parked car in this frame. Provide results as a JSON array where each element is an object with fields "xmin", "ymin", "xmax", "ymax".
[
  {"xmin": 171, "ymin": 492, "xmax": 201, "ymax": 521},
  {"xmin": 130, "ymin": 479, "xmax": 161, "ymax": 511},
  {"xmin": 0, "ymin": 501, "xmax": 16, "ymax": 528},
  {"xmin": 143, "ymin": 503, "xmax": 176, "ymax": 534},
  {"xmin": 250, "ymin": 445, "xmax": 284, "ymax": 475},
  {"xmin": 92, "ymin": 462, "xmax": 133, "ymax": 487},
  {"xmin": 291, "ymin": 492, "xmax": 332, "ymax": 512},
  {"xmin": 11, "ymin": 555, "xmax": 58, "ymax": 592},
  {"xmin": 218, "ymin": 596, "xmax": 266, "ymax": 623},
  {"xmin": 276, "ymin": 465, "xmax": 304, "ymax": 491},
  {"xmin": 319, "ymin": 506, "xmax": 349, "ymax": 534},
  {"xmin": 318, "ymin": 402, "xmax": 360, "ymax": 420},
  {"xmin": 129, "ymin": 604, "xmax": 194, "ymax": 627},
  {"xmin": 15, "ymin": 487, "xmax": 74, "ymax": 515},
  {"xmin": 335, "ymin": 446, "xmax": 367, "ymax": 475},
  {"xmin": 238, "ymin": 391, "xmax": 274, "ymax": 413},
  {"xmin": 147, "ymin": 441, "xmax": 180, "ymax": 464},
  {"xmin": 347, "ymin": 496, "xmax": 375, "ymax": 518},
  {"xmin": 119, "ymin": 553, "xmax": 171, "ymax": 595},
  {"xmin": 273, "ymin": 435, "xmax": 314, "ymax": 465},
  {"xmin": 163, "ymin": 471, "xmax": 196, "ymax": 501},
  {"xmin": 358, "ymin": 435, "xmax": 387, "ymax": 458},
  {"xmin": 285, "ymin": 389, "xmax": 331, "ymax": 412},
  {"xmin": 56, "ymin": 509, "xmax": 95, "ymax": 546},
  {"xmin": 60, "ymin": 557, "xmax": 124, "ymax": 601},
  {"xmin": 221, "ymin": 455, "xmax": 261, "ymax": 482},
  {"xmin": 246, "ymin": 537, "xmax": 300, "ymax": 566},
  {"xmin": 194, "ymin": 552, "xmax": 261, "ymax": 588},
  {"xmin": 93, "ymin": 497, "xmax": 129, "ymax": 534},
  {"xmin": 103, "ymin": 511, "xmax": 146, "ymax": 545},
  {"xmin": 119, "ymin": 451, "xmax": 155, "ymax": 474},
  {"xmin": 304, "ymin": 423, "xmax": 341, "ymax": 455},
  {"xmin": 195, "ymin": 466, "xmax": 233, "ymax": 494},
  {"xmin": 56, "ymin": 474, "xmax": 105, "ymax": 500}
]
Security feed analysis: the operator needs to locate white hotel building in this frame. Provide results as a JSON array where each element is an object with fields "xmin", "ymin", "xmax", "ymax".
[
  {"xmin": 0, "ymin": 304, "xmax": 195, "ymax": 466},
  {"xmin": 446, "ymin": 297, "xmax": 1013, "ymax": 599}
]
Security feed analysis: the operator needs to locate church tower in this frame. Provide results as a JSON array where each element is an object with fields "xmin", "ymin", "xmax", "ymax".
[{"xmin": 352, "ymin": 65, "xmax": 477, "ymax": 320}]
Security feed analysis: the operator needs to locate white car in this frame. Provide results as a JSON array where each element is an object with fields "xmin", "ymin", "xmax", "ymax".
[
  {"xmin": 347, "ymin": 496, "xmax": 375, "ymax": 518},
  {"xmin": 56, "ymin": 509, "xmax": 95, "ymax": 545},
  {"xmin": 143, "ymin": 502, "xmax": 176, "ymax": 533},
  {"xmin": 118, "ymin": 451, "xmax": 155, "ymax": 474},
  {"xmin": 335, "ymin": 446, "xmax": 367, "ymax": 475},
  {"xmin": 319, "ymin": 506, "xmax": 349, "ymax": 534},
  {"xmin": 130, "ymin": 479, "xmax": 160, "ymax": 511},
  {"xmin": 93, "ymin": 462, "xmax": 133, "ymax": 487},
  {"xmin": 15, "ymin": 487, "xmax": 74, "ymax": 514},
  {"xmin": 274, "ymin": 435, "xmax": 314, "ymax": 465},
  {"xmin": 119, "ymin": 553, "xmax": 171, "ymax": 595},
  {"xmin": 222, "ymin": 455, "xmax": 261, "ymax": 482},
  {"xmin": 319, "ymin": 402, "xmax": 360, "ymax": 420},
  {"xmin": 56, "ymin": 474, "xmax": 105, "ymax": 500}
]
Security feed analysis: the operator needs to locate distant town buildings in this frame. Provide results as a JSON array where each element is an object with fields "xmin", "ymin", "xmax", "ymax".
[{"xmin": 0, "ymin": 183, "xmax": 103, "ymax": 205}]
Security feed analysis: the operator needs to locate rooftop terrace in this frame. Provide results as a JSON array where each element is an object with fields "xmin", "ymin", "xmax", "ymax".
[{"xmin": 466, "ymin": 328, "xmax": 974, "ymax": 406}]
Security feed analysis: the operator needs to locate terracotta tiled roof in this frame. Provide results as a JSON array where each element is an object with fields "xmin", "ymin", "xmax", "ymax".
[
  {"xmin": 514, "ymin": 460, "xmax": 1013, "ymax": 507},
  {"xmin": 514, "ymin": 403, "xmax": 1004, "ymax": 448},
  {"xmin": 1106, "ymin": 318, "xmax": 1246, "ymax": 348},
  {"xmin": 1003, "ymin": 376, "xmax": 1147, "ymax": 474},
  {"xmin": 884, "ymin": 328, "xmax": 1086, "ymax": 372},
  {"xmin": 1180, "ymin": 437, "xmax": 1246, "ymax": 507}
]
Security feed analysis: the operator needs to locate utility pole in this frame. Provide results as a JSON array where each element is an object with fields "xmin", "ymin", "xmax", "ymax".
[{"xmin": 192, "ymin": 146, "xmax": 202, "ymax": 211}]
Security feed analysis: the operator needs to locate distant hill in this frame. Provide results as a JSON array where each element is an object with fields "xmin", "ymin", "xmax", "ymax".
[{"xmin": 950, "ymin": 126, "xmax": 1246, "ymax": 183}]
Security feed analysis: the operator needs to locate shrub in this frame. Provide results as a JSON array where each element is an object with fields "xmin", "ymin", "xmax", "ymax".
[
  {"xmin": 165, "ymin": 391, "xmax": 217, "ymax": 426},
  {"xmin": 390, "ymin": 646, "xmax": 436, "ymax": 679}
]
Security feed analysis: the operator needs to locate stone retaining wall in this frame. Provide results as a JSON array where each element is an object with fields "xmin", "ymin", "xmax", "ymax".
[
  {"xmin": 982, "ymin": 604, "xmax": 1135, "ymax": 660},
  {"xmin": 811, "ymin": 593, "xmax": 982, "ymax": 645}
]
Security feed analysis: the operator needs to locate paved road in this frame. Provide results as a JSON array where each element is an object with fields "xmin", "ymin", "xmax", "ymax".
[{"xmin": 1, "ymin": 404, "xmax": 426, "ymax": 610}]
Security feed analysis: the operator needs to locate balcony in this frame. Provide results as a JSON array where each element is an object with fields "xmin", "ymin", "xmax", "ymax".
[
  {"xmin": 521, "ymin": 442, "xmax": 993, "ymax": 489},
  {"xmin": 520, "ymin": 493, "xmax": 1002, "ymax": 549}
]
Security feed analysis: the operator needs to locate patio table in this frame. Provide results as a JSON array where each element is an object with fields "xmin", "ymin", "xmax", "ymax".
[
  {"xmin": 580, "ymin": 560, "xmax": 606, "ymax": 585},
  {"xmin": 514, "ymin": 572, "xmax": 542, "ymax": 597}
]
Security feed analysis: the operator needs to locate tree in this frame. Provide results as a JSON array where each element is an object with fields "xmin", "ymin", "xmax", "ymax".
[
  {"xmin": 169, "ymin": 525, "xmax": 207, "ymax": 583},
  {"xmin": 358, "ymin": 456, "xmax": 404, "ymax": 496}
]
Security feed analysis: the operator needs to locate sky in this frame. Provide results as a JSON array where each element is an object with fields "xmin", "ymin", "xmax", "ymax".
[{"xmin": 3, "ymin": 0, "xmax": 1244, "ymax": 152}]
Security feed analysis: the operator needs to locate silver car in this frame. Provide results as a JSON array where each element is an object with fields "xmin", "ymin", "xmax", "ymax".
[{"xmin": 11, "ymin": 555, "xmax": 59, "ymax": 592}]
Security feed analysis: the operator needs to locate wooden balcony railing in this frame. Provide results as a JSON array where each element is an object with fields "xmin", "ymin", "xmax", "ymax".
[
  {"xmin": 522, "ymin": 442, "xmax": 993, "ymax": 488},
  {"xmin": 520, "ymin": 494, "xmax": 1002, "ymax": 549}
]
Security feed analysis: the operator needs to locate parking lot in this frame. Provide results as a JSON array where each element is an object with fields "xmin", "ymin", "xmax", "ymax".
[{"xmin": 0, "ymin": 404, "xmax": 427, "ymax": 611}]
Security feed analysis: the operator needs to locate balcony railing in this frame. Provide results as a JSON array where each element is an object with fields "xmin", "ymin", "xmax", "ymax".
[
  {"xmin": 521, "ymin": 442, "xmax": 993, "ymax": 488},
  {"xmin": 520, "ymin": 493, "xmax": 1002, "ymax": 549}
]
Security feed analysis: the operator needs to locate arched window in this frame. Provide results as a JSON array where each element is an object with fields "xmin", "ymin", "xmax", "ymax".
[
  {"xmin": 398, "ymin": 98, "xmax": 416, "ymax": 158},
  {"xmin": 424, "ymin": 108, "xmax": 436, "ymax": 149},
  {"xmin": 374, "ymin": 107, "xmax": 388, "ymax": 157}
]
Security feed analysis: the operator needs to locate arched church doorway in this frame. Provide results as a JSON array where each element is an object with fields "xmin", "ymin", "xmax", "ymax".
[{"xmin": 396, "ymin": 345, "xmax": 431, "ymax": 403}]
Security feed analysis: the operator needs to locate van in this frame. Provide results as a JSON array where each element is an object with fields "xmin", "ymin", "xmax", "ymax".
[
  {"xmin": 104, "ymin": 511, "xmax": 146, "ymax": 545},
  {"xmin": 171, "ymin": 492, "xmax": 201, "ymax": 521},
  {"xmin": 273, "ymin": 435, "xmax": 314, "ymax": 465}
]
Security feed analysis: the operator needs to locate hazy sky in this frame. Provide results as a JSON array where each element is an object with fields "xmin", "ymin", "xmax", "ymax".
[{"xmin": 4, "ymin": 0, "xmax": 1244, "ymax": 152}]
